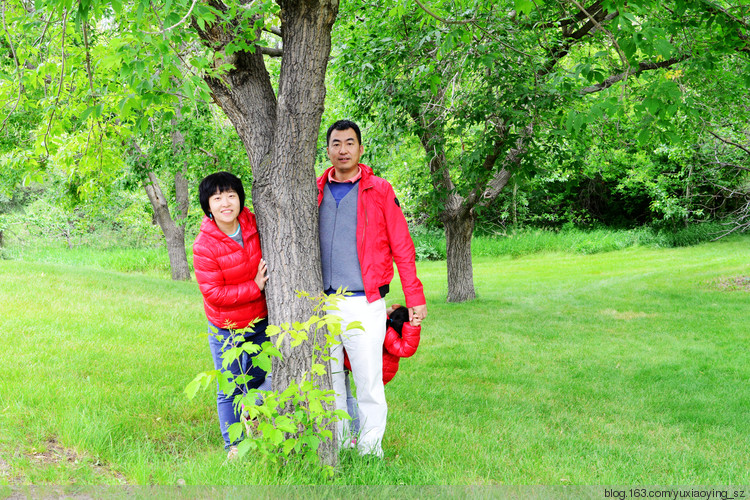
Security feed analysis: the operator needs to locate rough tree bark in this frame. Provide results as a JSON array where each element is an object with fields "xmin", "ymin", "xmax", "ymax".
[
  {"xmin": 195, "ymin": 0, "xmax": 339, "ymax": 464},
  {"xmin": 143, "ymin": 170, "xmax": 191, "ymax": 281},
  {"xmin": 444, "ymin": 208, "xmax": 476, "ymax": 302}
]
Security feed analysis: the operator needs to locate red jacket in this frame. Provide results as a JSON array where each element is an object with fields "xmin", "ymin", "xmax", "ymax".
[
  {"xmin": 344, "ymin": 322, "xmax": 421, "ymax": 384},
  {"xmin": 192, "ymin": 207, "xmax": 268, "ymax": 329},
  {"xmin": 382, "ymin": 322, "xmax": 421, "ymax": 383},
  {"xmin": 317, "ymin": 163, "xmax": 426, "ymax": 307}
]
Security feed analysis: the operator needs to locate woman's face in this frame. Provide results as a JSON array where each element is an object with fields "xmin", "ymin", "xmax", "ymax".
[{"xmin": 208, "ymin": 189, "xmax": 241, "ymax": 227}]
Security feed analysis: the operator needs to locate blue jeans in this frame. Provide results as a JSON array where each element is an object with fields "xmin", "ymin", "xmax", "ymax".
[{"xmin": 207, "ymin": 319, "xmax": 269, "ymax": 449}]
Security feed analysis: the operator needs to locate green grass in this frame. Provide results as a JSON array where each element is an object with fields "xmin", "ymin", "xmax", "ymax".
[
  {"xmin": 0, "ymin": 236, "xmax": 749, "ymax": 485},
  {"xmin": 412, "ymin": 222, "xmax": 730, "ymax": 260},
  {"xmin": 0, "ymin": 242, "xmax": 180, "ymax": 278}
]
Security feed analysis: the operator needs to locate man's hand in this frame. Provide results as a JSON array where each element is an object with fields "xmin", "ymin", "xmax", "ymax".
[
  {"xmin": 409, "ymin": 304, "xmax": 427, "ymax": 326},
  {"xmin": 254, "ymin": 258, "xmax": 268, "ymax": 291}
]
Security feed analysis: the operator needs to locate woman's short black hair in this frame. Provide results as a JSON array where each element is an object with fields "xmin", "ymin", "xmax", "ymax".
[{"xmin": 198, "ymin": 171, "xmax": 246, "ymax": 217}]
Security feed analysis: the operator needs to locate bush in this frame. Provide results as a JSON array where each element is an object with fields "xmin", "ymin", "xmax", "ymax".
[{"xmin": 410, "ymin": 225, "xmax": 446, "ymax": 261}]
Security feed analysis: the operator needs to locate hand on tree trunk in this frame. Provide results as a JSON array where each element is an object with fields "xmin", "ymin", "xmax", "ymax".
[{"xmin": 255, "ymin": 258, "xmax": 268, "ymax": 291}]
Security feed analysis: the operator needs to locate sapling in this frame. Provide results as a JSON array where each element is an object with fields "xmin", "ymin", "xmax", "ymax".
[{"xmin": 185, "ymin": 290, "xmax": 358, "ymax": 472}]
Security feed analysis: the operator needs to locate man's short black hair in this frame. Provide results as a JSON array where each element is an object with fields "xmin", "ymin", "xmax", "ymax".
[
  {"xmin": 198, "ymin": 171, "xmax": 246, "ymax": 217},
  {"xmin": 326, "ymin": 120, "xmax": 362, "ymax": 145}
]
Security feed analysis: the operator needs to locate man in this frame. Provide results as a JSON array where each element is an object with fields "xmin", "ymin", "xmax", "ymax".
[{"xmin": 317, "ymin": 119, "xmax": 427, "ymax": 457}]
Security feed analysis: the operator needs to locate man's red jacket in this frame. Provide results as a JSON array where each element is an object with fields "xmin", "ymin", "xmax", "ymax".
[{"xmin": 317, "ymin": 163, "xmax": 426, "ymax": 307}]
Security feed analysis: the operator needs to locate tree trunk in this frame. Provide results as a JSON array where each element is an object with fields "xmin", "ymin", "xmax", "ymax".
[
  {"xmin": 198, "ymin": 0, "xmax": 339, "ymax": 465},
  {"xmin": 444, "ymin": 213, "xmax": 476, "ymax": 302},
  {"xmin": 259, "ymin": 0, "xmax": 338, "ymax": 466},
  {"xmin": 143, "ymin": 172, "xmax": 191, "ymax": 281},
  {"xmin": 417, "ymin": 126, "xmax": 479, "ymax": 302}
]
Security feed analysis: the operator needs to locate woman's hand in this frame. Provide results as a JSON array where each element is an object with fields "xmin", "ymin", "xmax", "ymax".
[{"xmin": 254, "ymin": 258, "xmax": 269, "ymax": 291}]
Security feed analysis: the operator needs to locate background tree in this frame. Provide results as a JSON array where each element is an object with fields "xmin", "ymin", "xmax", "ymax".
[{"xmin": 332, "ymin": 0, "xmax": 750, "ymax": 302}]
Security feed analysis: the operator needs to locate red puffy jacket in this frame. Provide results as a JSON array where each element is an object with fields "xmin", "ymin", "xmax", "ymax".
[
  {"xmin": 344, "ymin": 321, "xmax": 421, "ymax": 384},
  {"xmin": 317, "ymin": 163, "xmax": 426, "ymax": 308},
  {"xmin": 192, "ymin": 207, "xmax": 268, "ymax": 329}
]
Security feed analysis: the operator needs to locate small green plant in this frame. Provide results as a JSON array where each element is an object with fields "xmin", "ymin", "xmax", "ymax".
[
  {"xmin": 185, "ymin": 290, "xmax": 357, "ymax": 473},
  {"xmin": 414, "ymin": 240, "xmax": 443, "ymax": 261}
]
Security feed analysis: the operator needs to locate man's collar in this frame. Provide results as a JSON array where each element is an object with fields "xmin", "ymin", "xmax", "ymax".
[{"xmin": 328, "ymin": 166, "xmax": 362, "ymax": 184}]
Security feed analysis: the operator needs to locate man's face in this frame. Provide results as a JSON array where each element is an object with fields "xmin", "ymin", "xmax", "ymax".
[{"xmin": 327, "ymin": 128, "xmax": 364, "ymax": 176}]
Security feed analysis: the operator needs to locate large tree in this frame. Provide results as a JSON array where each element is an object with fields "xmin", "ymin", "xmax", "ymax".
[
  {"xmin": 332, "ymin": 0, "xmax": 750, "ymax": 302},
  {"xmin": 2, "ymin": 0, "xmax": 341, "ymax": 462}
]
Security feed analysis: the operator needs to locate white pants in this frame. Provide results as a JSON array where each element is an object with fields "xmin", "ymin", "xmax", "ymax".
[{"xmin": 330, "ymin": 296, "xmax": 387, "ymax": 457}]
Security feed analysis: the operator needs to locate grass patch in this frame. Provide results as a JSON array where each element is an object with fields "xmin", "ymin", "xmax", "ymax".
[
  {"xmin": 0, "ymin": 242, "xmax": 182, "ymax": 278},
  {"xmin": 1, "ymin": 236, "xmax": 749, "ymax": 485}
]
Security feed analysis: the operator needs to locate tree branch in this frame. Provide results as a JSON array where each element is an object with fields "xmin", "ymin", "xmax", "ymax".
[
  {"xmin": 480, "ymin": 169, "xmax": 512, "ymax": 205},
  {"xmin": 708, "ymin": 130, "xmax": 750, "ymax": 157},
  {"xmin": 0, "ymin": 0, "xmax": 23, "ymax": 133},
  {"xmin": 413, "ymin": 0, "xmax": 476, "ymax": 25},
  {"xmin": 198, "ymin": 146, "xmax": 217, "ymax": 159},
  {"xmin": 263, "ymin": 25, "xmax": 282, "ymax": 37},
  {"xmin": 707, "ymin": 161, "xmax": 750, "ymax": 173},
  {"xmin": 142, "ymin": 0, "xmax": 200, "ymax": 34},
  {"xmin": 537, "ymin": 3, "xmax": 617, "ymax": 77},
  {"xmin": 260, "ymin": 45, "xmax": 283, "ymax": 57},
  {"xmin": 464, "ymin": 122, "xmax": 508, "ymax": 209},
  {"xmin": 82, "ymin": 21, "xmax": 95, "ymax": 96},
  {"xmin": 569, "ymin": 0, "xmax": 627, "ymax": 68},
  {"xmin": 579, "ymin": 55, "xmax": 690, "ymax": 94},
  {"xmin": 43, "ymin": 8, "xmax": 68, "ymax": 157}
]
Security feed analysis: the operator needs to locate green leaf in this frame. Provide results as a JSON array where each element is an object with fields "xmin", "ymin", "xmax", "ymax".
[
  {"xmin": 237, "ymin": 438, "xmax": 256, "ymax": 457},
  {"xmin": 253, "ymin": 352, "xmax": 272, "ymax": 373},
  {"xmin": 282, "ymin": 438, "xmax": 296, "ymax": 455},
  {"xmin": 267, "ymin": 427, "xmax": 284, "ymax": 446},
  {"xmin": 217, "ymin": 370, "xmax": 235, "ymax": 396},
  {"xmin": 227, "ymin": 422, "xmax": 243, "ymax": 444},
  {"xmin": 275, "ymin": 415, "xmax": 297, "ymax": 434},
  {"xmin": 654, "ymin": 39, "xmax": 673, "ymax": 60},
  {"xmin": 184, "ymin": 378, "xmax": 202, "ymax": 400},
  {"xmin": 345, "ymin": 321, "xmax": 363, "ymax": 331},
  {"xmin": 637, "ymin": 128, "xmax": 652, "ymax": 145},
  {"xmin": 514, "ymin": 0, "xmax": 534, "ymax": 16},
  {"xmin": 184, "ymin": 371, "xmax": 218, "ymax": 399},
  {"xmin": 265, "ymin": 324, "xmax": 281, "ymax": 337},
  {"xmin": 333, "ymin": 409, "xmax": 352, "ymax": 420},
  {"xmin": 643, "ymin": 97, "xmax": 661, "ymax": 115},
  {"xmin": 242, "ymin": 343, "xmax": 261, "ymax": 355},
  {"xmin": 78, "ymin": 105, "xmax": 98, "ymax": 124}
]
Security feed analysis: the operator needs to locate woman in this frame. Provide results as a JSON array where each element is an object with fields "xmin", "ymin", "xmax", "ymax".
[{"xmin": 193, "ymin": 171, "xmax": 269, "ymax": 456}]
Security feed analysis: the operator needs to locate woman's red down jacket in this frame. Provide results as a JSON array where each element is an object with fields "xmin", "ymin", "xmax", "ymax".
[{"xmin": 192, "ymin": 207, "xmax": 268, "ymax": 329}]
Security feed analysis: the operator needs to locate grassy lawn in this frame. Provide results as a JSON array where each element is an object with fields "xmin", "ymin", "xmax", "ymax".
[{"xmin": 0, "ymin": 236, "xmax": 748, "ymax": 485}]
